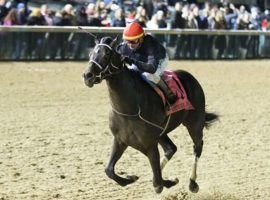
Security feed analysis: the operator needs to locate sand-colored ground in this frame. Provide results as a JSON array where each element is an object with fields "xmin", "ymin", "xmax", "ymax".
[{"xmin": 0, "ymin": 61, "xmax": 269, "ymax": 200}]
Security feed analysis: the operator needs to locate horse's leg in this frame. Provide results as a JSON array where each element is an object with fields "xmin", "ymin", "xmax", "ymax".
[
  {"xmin": 184, "ymin": 120, "xmax": 204, "ymax": 193},
  {"xmin": 189, "ymin": 140, "xmax": 203, "ymax": 193},
  {"xmin": 146, "ymin": 145, "xmax": 163, "ymax": 193},
  {"xmin": 159, "ymin": 135, "xmax": 177, "ymax": 170},
  {"xmin": 146, "ymin": 145, "xmax": 178, "ymax": 194},
  {"xmin": 105, "ymin": 138, "xmax": 138, "ymax": 186}
]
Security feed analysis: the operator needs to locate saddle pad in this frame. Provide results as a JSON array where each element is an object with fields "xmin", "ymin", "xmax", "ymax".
[{"xmin": 162, "ymin": 70, "xmax": 194, "ymax": 115}]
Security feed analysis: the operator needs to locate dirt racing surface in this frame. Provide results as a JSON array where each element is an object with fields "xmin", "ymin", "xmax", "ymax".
[{"xmin": 0, "ymin": 61, "xmax": 269, "ymax": 200}]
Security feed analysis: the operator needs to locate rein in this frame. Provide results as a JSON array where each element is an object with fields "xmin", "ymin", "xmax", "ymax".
[
  {"xmin": 90, "ymin": 42, "xmax": 171, "ymax": 136},
  {"xmin": 111, "ymin": 105, "xmax": 171, "ymax": 136}
]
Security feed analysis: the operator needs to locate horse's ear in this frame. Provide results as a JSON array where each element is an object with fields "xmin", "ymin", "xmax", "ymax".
[
  {"xmin": 111, "ymin": 35, "xmax": 120, "ymax": 48},
  {"xmin": 95, "ymin": 37, "xmax": 100, "ymax": 45}
]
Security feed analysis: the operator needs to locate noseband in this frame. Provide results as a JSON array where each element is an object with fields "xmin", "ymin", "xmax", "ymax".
[{"xmin": 89, "ymin": 43, "xmax": 121, "ymax": 81}]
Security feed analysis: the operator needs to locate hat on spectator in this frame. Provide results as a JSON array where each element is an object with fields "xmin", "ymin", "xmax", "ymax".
[
  {"xmin": 17, "ymin": 3, "xmax": 25, "ymax": 10},
  {"xmin": 123, "ymin": 22, "xmax": 144, "ymax": 41}
]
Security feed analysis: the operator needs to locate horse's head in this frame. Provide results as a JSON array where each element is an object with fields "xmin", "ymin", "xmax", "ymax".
[{"xmin": 83, "ymin": 36, "xmax": 123, "ymax": 88}]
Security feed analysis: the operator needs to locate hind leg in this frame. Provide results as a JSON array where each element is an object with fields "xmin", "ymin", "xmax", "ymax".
[
  {"xmin": 159, "ymin": 135, "xmax": 177, "ymax": 170},
  {"xmin": 183, "ymin": 115, "xmax": 204, "ymax": 193},
  {"xmin": 189, "ymin": 139, "xmax": 203, "ymax": 193}
]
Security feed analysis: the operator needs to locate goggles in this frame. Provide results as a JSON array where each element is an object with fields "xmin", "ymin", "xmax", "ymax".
[{"xmin": 126, "ymin": 39, "xmax": 140, "ymax": 45}]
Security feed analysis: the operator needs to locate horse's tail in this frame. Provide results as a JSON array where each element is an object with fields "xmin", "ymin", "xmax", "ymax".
[{"xmin": 204, "ymin": 112, "xmax": 219, "ymax": 129}]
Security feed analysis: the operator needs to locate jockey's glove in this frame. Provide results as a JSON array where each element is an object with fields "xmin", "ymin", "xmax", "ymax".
[
  {"xmin": 121, "ymin": 55, "xmax": 156, "ymax": 73},
  {"xmin": 122, "ymin": 56, "xmax": 134, "ymax": 65}
]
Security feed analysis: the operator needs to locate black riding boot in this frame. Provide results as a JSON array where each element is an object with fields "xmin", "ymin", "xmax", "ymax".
[{"xmin": 157, "ymin": 79, "xmax": 177, "ymax": 105}]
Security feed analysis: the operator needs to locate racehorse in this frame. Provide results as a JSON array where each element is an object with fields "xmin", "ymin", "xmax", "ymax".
[{"xmin": 82, "ymin": 36, "xmax": 218, "ymax": 194}]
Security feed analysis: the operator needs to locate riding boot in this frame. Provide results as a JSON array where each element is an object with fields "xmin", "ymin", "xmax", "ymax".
[{"xmin": 157, "ymin": 79, "xmax": 177, "ymax": 105}]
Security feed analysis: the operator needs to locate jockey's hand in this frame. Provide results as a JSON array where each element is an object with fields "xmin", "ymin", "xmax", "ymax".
[{"xmin": 122, "ymin": 56, "xmax": 134, "ymax": 65}]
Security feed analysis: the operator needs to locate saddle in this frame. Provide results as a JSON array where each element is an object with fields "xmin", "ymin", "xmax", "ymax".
[{"xmin": 151, "ymin": 70, "xmax": 194, "ymax": 115}]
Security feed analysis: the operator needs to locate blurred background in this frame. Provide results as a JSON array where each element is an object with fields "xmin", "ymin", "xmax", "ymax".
[{"xmin": 1, "ymin": 0, "xmax": 270, "ymax": 60}]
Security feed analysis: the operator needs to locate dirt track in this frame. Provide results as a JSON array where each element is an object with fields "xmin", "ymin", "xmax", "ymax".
[{"xmin": 0, "ymin": 61, "xmax": 269, "ymax": 200}]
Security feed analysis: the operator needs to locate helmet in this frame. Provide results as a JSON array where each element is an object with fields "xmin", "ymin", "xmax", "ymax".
[{"xmin": 123, "ymin": 22, "xmax": 144, "ymax": 41}]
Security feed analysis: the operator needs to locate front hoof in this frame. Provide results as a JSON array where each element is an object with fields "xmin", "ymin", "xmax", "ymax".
[
  {"xmin": 154, "ymin": 186, "xmax": 163, "ymax": 194},
  {"xmin": 173, "ymin": 178, "xmax": 179, "ymax": 184},
  {"xmin": 127, "ymin": 175, "xmax": 139, "ymax": 182},
  {"xmin": 120, "ymin": 175, "xmax": 139, "ymax": 186},
  {"xmin": 163, "ymin": 178, "xmax": 179, "ymax": 188},
  {"xmin": 189, "ymin": 179, "xmax": 199, "ymax": 193}
]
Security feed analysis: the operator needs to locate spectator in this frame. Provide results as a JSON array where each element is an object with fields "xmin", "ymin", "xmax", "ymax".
[
  {"xmin": 195, "ymin": 8, "xmax": 209, "ymax": 59},
  {"xmin": 126, "ymin": 7, "xmax": 136, "ymax": 23},
  {"xmin": 2, "ymin": 8, "xmax": 20, "ymax": 59},
  {"xmin": 96, "ymin": 0, "xmax": 107, "ymax": 16},
  {"xmin": 27, "ymin": 8, "xmax": 45, "ymax": 25},
  {"xmin": 146, "ymin": 13, "xmax": 158, "ymax": 28},
  {"xmin": 40, "ymin": 4, "xmax": 53, "ymax": 26},
  {"xmin": 214, "ymin": 10, "xmax": 227, "ymax": 58},
  {"xmin": 16, "ymin": 2, "xmax": 29, "ymax": 25},
  {"xmin": 3, "ymin": 7, "xmax": 18, "ymax": 25},
  {"xmin": 86, "ymin": 3, "xmax": 102, "ymax": 26},
  {"xmin": 100, "ymin": 9, "xmax": 110, "ymax": 26},
  {"xmin": 186, "ymin": 9, "xmax": 199, "ymax": 58},
  {"xmin": 236, "ymin": 11, "xmax": 251, "ymax": 52},
  {"xmin": 112, "ymin": 8, "xmax": 126, "ymax": 27},
  {"xmin": 172, "ymin": 2, "xmax": 187, "ymax": 58},
  {"xmin": 135, "ymin": 6, "xmax": 148, "ymax": 27},
  {"xmin": 247, "ymin": 6, "xmax": 261, "ymax": 57},
  {"xmin": 0, "ymin": 0, "xmax": 9, "ymax": 59},
  {"xmin": 40, "ymin": 4, "xmax": 54, "ymax": 59},
  {"xmin": 27, "ymin": 8, "xmax": 46, "ymax": 59},
  {"xmin": 224, "ymin": 3, "xmax": 238, "ymax": 58},
  {"xmin": 140, "ymin": 0, "xmax": 154, "ymax": 20},
  {"xmin": 156, "ymin": 10, "xmax": 167, "ymax": 45},
  {"xmin": 49, "ymin": 4, "xmax": 75, "ymax": 59},
  {"xmin": 61, "ymin": 4, "xmax": 75, "ymax": 26},
  {"xmin": 171, "ymin": 2, "xmax": 186, "ymax": 29},
  {"xmin": 72, "ymin": 5, "xmax": 88, "ymax": 59},
  {"xmin": 76, "ymin": 5, "xmax": 88, "ymax": 26},
  {"xmin": 261, "ymin": 10, "xmax": 270, "ymax": 56},
  {"xmin": 0, "ymin": 0, "xmax": 8, "ymax": 24}
]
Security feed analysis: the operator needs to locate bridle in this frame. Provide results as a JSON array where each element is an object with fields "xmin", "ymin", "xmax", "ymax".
[
  {"xmin": 88, "ymin": 43, "xmax": 123, "ymax": 82},
  {"xmin": 87, "ymin": 42, "xmax": 171, "ymax": 136}
]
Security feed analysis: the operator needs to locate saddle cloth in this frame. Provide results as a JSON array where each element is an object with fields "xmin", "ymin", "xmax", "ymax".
[{"xmin": 153, "ymin": 70, "xmax": 194, "ymax": 115}]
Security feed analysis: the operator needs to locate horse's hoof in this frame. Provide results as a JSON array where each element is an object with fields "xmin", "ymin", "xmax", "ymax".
[
  {"xmin": 154, "ymin": 185, "xmax": 163, "ymax": 194},
  {"xmin": 173, "ymin": 178, "xmax": 179, "ymax": 184},
  {"xmin": 163, "ymin": 178, "xmax": 179, "ymax": 188},
  {"xmin": 118, "ymin": 176, "xmax": 139, "ymax": 186},
  {"xmin": 127, "ymin": 175, "xmax": 139, "ymax": 182},
  {"xmin": 189, "ymin": 179, "xmax": 199, "ymax": 193}
]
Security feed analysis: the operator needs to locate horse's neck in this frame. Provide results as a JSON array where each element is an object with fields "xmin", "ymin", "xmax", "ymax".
[{"xmin": 106, "ymin": 69, "xmax": 139, "ymax": 114}]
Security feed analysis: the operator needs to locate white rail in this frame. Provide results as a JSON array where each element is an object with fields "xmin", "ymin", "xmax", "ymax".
[{"xmin": 1, "ymin": 25, "xmax": 270, "ymax": 36}]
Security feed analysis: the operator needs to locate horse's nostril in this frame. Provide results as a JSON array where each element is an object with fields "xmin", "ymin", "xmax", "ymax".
[{"xmin": 83, "ymin": 72, "xmax": 93, "ymax": 80}]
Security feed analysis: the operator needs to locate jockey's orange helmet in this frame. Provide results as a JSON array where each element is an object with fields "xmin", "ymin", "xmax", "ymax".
[{"xmin": 123, "ymin": 22, "xmax": 145, "ymax": 41}]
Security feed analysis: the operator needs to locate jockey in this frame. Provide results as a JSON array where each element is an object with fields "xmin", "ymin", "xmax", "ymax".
[{"xmin": 117, "ymin": 22, "xmax": 177, "ymax": 105}]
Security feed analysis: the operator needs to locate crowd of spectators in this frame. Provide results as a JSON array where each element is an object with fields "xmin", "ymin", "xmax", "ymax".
[{"xmin": 1, "ymin": 0, "xmax": 270, "ymax": 59}]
